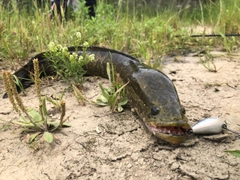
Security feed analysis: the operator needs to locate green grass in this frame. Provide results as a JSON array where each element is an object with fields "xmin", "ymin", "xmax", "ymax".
[{"xmin": 1, "ymin": 0, "xmax": 240, "ymax": 68}]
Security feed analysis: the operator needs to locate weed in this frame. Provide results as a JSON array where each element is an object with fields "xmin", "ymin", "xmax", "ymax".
[
  {"xmin": 95, "ymin": 62, "xmax": 128, "ymax": 112},
  {"xmin": 45, "ymin": 34, "xmax": 95, "ymax": 86},
  {"xmin": 2, "ymin": 59, "xmax": 70, "ymax": 149},
  {"xmin": 220, "ymin": 33, "xmax": 237, "ymax": 53},
  {"xmin": 72, "ymin": 84, "xmax": 87, "ymax": 106},
  {"xmin": 198, "ymin": 47, "xmax": 218, "ymax": 72}
]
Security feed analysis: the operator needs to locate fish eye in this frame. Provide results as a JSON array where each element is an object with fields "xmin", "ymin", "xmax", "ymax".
[{"xmin": 151, "ymin": 106, "xmax": 159, "ymax": 115}]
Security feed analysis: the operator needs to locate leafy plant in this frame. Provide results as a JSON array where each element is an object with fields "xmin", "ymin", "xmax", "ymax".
[
  {"xmin": 95, "ymin": 62, "xmax": 129, "ymax": 112},
  {"xmin": 2, "ymin": 58, "xmax": 70, "ymax": 149}
]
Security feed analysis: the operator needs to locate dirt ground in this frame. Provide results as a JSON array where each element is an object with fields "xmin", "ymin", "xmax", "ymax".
[{"xmin": 0, "ymin": 50, "xmax": 240, "ymax": 180}]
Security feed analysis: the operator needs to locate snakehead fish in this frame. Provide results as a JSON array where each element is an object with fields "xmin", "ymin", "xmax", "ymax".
[{"xmin": 2, "ymin": 46, "xmax": 191, "ymax": 144}]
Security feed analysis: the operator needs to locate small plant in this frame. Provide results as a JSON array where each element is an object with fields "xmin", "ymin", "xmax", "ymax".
[
  {"xmin": 95, "ymin": 62, "xmax": 129, "ymax": 112},
  {"xmin": 2, "ymin": 59, "xmax": 70, "ymax": 149},
  {"xmin": 72, "ymin": 84, "xmax": 87, "ymax": 106},
  {"xmin": 199, "ymin": 47, "xmax": 218, "ymax": 72},
  {"xmin": 220, "ymin": 33, "xmax": 236, "ymax": 53}
]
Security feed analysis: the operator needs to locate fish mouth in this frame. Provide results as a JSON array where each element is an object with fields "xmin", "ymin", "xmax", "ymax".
[
  {"xmin": 148, "ymin": 126, "xmax": 188, "ymax": 136},
  {"xmin": 146, "ymin": 123, "xmax": 191, "ymax": 144}
]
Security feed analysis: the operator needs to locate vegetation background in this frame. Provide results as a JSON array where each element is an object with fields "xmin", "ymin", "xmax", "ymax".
[{"xmin": 1, "ymin": 0, "xmax": 240, "ymax": 69}]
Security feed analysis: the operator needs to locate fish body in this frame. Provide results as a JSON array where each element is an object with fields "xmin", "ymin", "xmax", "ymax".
[
  {"xmin": 3, "ymin": 46, "xmax": 191, "ymax": 144},
  {"xmin": 192, "ymin": 117, "xmax": 224, "ymax": 134}
]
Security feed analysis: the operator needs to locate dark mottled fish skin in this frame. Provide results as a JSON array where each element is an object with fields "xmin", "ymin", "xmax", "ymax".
[{"xmin": 2, "ymin": 46, "xmax": 191, "ymax": 144}]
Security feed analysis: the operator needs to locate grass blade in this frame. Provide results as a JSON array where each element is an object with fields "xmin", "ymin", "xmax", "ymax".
[{"xmin": 225, "ymin": 150, "xmax": 240, "ymax": 158}]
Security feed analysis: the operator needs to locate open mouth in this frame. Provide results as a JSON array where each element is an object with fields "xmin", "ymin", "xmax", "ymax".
[{"xmin": 147, "ymin": 125, "xmax": 188, "ymax": 136}]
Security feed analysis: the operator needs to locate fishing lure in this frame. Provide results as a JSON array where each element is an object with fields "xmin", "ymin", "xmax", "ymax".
[
  {"xmin": 190, "ymin": 117, "xmax": 240, "ymax": 137},
  {"xmin": 191, "ymin": 117, "xmax": 224, "ymax": 134}
]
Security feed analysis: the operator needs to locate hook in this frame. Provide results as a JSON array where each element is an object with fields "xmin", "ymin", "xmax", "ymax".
[{"xmin": 222, "ymin": 124, "xmax": 240, "ymax": 137}]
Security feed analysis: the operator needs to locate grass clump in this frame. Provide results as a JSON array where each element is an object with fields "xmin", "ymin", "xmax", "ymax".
[{"xmin": 2, "ymin": 59, "xmax": 70, "ymax": 149}]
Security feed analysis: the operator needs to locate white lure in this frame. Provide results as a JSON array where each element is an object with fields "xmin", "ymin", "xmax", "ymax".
[{"xmin": 192, "ymin": 117, "xmax": 225, "ymax": 134}]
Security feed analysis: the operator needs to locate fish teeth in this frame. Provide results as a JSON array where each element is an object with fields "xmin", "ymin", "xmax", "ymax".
[
  {"xmin": 162, "ymin": 128, "xmax": 167, "ymax": 133},
  {"xmin": 150, "ymin": 126, "xmax": 186, "ymax": 135}
]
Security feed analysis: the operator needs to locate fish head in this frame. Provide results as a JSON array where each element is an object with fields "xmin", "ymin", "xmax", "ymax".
[
  {"xmin": 132, "ymin": 69, "xmax": 191, "ymax": 144},
  {"xmin": 145, "ymin": 104, "xmax": 191, "ymax": 144}
]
